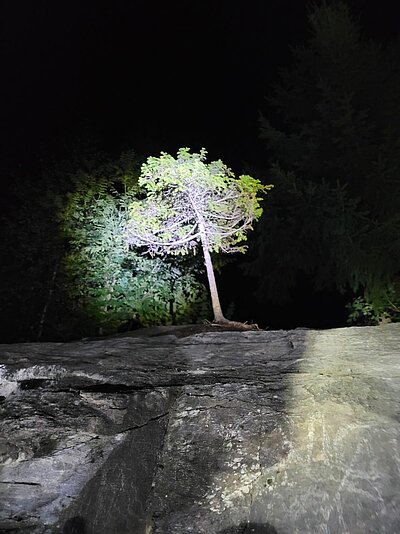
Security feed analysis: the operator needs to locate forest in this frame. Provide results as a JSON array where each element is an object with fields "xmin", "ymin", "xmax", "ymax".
[{"xmin": 1, "ymin": 2, "xmax": 399, "ymax": 342}]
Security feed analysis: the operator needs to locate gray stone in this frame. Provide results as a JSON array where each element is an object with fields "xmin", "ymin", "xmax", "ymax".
[{"xmin": 0, "ymin": 324, "xmax": 399, "ymax": 533}]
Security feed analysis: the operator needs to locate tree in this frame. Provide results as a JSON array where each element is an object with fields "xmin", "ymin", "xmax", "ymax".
[
  {"xmin": 250, "ymin": 1, "xmax": 400, "ymax": 324},
  {"xmin": 125, "ymin": 148, "xmax": 271, "ymax": 324},
  {"xmin": 260, "ymin": 2, "xmax": 400, "ymax": 218}
]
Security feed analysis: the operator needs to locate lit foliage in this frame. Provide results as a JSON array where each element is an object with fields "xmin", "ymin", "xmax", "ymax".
[
  {"xmin": 125, "ymin": 148, "xmax": 271, "ymax": 322},
  {"xmin": 126, "ymin": 148, "xmax": 269, "ymax": 254},
  {"xmin": 60, "ymin": 151, "xmax": 209, "ymax": 334},
  {"xmin": 253, "ymin": 2, "xmax": 400, "ymax": 324},
  {"xmin": 346, "ymin": 294, "xmax": 400, "ymax": 326}
]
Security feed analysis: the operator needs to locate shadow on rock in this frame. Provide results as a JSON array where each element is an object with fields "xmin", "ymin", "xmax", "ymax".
[
  {"xmin": 63, "ymin": 516, "xmax": 86, "ymax": 534},
  {"xmin": 148, "ymin": 329, "xmax": 307, "ymax": 533},
  {"xmin": 218, "ymin": 522, "xmax": 278, "ymax": 534}
]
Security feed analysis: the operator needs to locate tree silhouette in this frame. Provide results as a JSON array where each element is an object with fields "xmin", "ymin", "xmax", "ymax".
[{"xmin": 250, "ymin": 1, "xmax": 400, "ymax": 323}]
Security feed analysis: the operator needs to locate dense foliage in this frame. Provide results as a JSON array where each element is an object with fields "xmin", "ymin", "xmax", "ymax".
[
  {"xmin": 249, "ymin": 2, "xmax": 400, "ymax": 324},
  {"xmin": 60, "ymin": 151, "xmax": 210, "ymax": 334},
  {"xmin": 0, "ymin": 150, "xmax": 211, "ymax": 342}
]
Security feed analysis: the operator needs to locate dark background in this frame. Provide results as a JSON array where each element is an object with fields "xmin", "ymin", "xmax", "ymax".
[
  {"xmin": 1, "ymin": 0, "xmax": 399, "ymax": 338},
  {"xmin": 2, "ymin": 0, "xmax": 399, "ymax": 175}
]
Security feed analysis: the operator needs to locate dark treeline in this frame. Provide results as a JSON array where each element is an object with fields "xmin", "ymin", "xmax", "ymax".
[
  {"xmin": 1, "ymin": 2, "xmax": 399, "ymax": 342},
  {"xmin": 241, "ymin": 2, "xmax": 400, "ymax": 328}
]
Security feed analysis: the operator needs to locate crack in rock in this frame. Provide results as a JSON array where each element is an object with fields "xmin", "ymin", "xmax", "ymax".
[
  {"xmin": 0, "ymin": 480, "xmax": 42, "ymax": 486},
  {"xmin": 119, "ymin": 412, "xmax": 170, "ymax": 434}
]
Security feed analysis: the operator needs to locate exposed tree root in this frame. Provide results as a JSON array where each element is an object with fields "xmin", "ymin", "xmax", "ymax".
[{"xmin": 205, "ymin": 319, "xmax": 260, "ymax": 331}]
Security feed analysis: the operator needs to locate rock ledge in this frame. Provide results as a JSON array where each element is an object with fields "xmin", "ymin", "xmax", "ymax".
[{"xmin": 1, "ymin": 324, "xmax": 399, "ymax": 533}]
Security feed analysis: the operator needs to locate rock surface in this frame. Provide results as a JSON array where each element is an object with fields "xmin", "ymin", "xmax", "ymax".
[{"xmin": 0, "ymin": 324, "xmax": 399, "ymax": 533}]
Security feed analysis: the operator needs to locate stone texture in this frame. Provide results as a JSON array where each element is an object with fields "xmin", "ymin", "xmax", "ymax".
[{"xmin": 0, "ymin": 324, "xmax": 399, "ymax": 533}]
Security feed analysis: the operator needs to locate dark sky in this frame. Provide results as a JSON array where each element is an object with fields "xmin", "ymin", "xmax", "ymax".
[{"xmin": 2, "ymin": 0, "xmax": 400, "ymax": 175}]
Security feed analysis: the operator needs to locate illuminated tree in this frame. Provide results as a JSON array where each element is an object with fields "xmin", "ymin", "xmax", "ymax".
[
  {"xmin": 125, "ymin": 148, "xmax": 271, "ymax": 324},
  {"xmin": 60, "ymin": 151, "xmax": 209, "ymax": 334}
]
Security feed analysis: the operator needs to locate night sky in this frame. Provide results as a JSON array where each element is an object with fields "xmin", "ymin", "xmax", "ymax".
[{"xmin": 2, "ymin": 0, "xmax": 400, "ymax": 177}]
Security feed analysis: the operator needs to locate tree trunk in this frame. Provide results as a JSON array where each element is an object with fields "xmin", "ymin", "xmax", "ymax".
[
  {"xmin": 198, "ymin": 224, "xmax": 226, "ymax": 323},
  {"xmin": 197, "ymin": 221, "xmax": 257, "ymax": 330}
]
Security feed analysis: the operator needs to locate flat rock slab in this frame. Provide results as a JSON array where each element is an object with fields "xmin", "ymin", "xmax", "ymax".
[{"xmin": 0, "ymin": 324, "xmax": 399, "ymax": 533}]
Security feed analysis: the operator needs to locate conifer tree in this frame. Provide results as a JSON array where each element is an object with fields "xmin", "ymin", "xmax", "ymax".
[{"xmin": 252, "ymin": 1, "xmax": 400, "ymax": 323}]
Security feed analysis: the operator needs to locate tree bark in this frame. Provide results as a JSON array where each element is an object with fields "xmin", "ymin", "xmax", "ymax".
[{"xmin": 198, "ymin": 223, "xmax": 226, "ymax": 323}]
